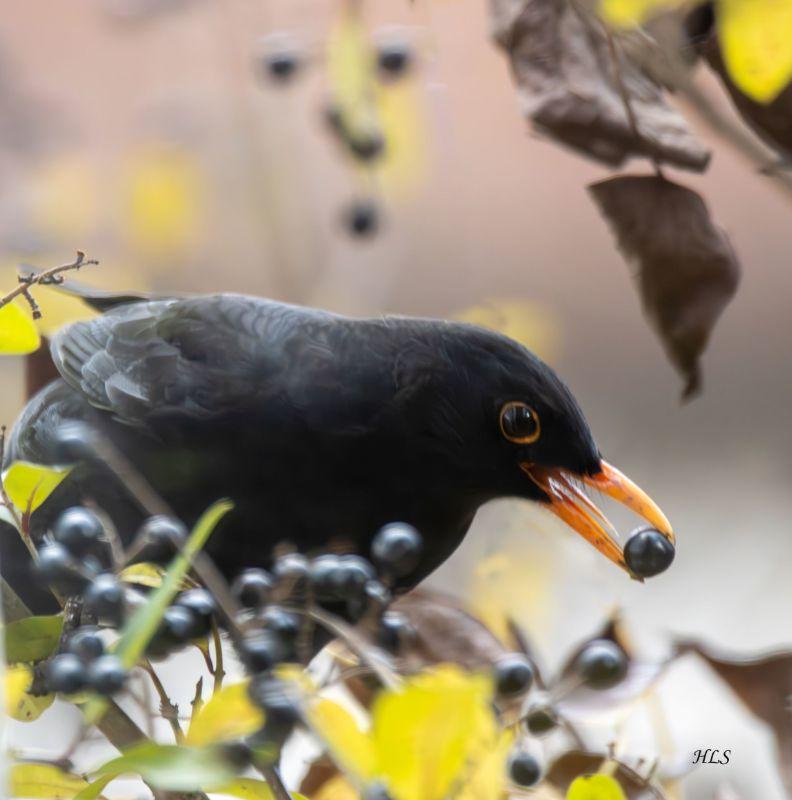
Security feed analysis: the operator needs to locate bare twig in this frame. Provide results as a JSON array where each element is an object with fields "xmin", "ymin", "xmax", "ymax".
[
  {"xmin": 0, "ymin": 252, "xmax": 98, "ymax": 314},
  {"xmin": 143, "ymin": 661, "xmax": 183, "ymax": 742},
  {"xmin": 210, "ymin": 621, "xmax": 225, "ymax": 693},
  {"xmin": 256, "ymin": 765, "xmax": 293, "ymax": 800}
]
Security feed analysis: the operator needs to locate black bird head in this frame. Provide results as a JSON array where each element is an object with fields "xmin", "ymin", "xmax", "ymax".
[{"xmin": 412, "ymin": 323, "xmax": 674, "ymax": 574}]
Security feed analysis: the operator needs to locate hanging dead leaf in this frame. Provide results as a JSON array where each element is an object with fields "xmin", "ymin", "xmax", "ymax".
[
  {"xmin": 675, "ymin": 638, "xmax": 792, "ymax": 797},
  {"xmin": 489, "ymin": 0, "xmax": 710, "ymax": 169},
  {"xmin": 589, "ymin": 174, "xmax": 740, "ymax": 398}
]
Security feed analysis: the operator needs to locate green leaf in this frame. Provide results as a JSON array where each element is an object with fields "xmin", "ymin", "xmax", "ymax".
[
  {"xmin": 93, "ymin": 743, "xmax": 237, "ymax": 792},
  {"xmin": 11, "ymin": 762, "xmax": 88, "ymax": 798},
  {"xmin": 567, "ymin": 773, "xmax": 628, "ymax": 800},
  {"xmin": 83, "ymin": 499, "xmax": 232, "ymax": 724},
  {"xmin": 73, "ymin": 775, "xmax": 115, "ymax": 800},
  {"xmin": 2, "ymin": 462, "xmax": 72, "ymax": 514},
  {"xmin": 5, "ymin": 614, "xmax": 64, "ymax": 663},
  {"xmin": 0, "ymin": 302, "xmax": 41, "ymax": 355},
  {"xmin": 186, "ymin": 680, "xmax": 263, "ymax": 746},
  {"xmin": 719, "ymin": 0, "xmax": 792, "ymax": 103}
]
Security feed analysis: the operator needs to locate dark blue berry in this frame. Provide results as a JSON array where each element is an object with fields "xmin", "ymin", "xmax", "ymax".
[
  {"xmin": 575, "ymin": 639, "xmax": 628, "ymax": 689},
  {"xmin": 624, "ymin": 527, "xmax": 675, "ymax": 578},
  {"xmin": 46, "ymin": 654, "xmax": 87, "ymax": 694},
  {"xmin": 232, "ymin": 568, "xmax": 274, "ymax": 609},
  {"xmin": 84, "ymin": 573, "xmax": 125, "ymax": 627},
  {"xmin": 53, "ymin": 507, "xmax": 105, "ymax": 558},
  {"xmin": 86, "ymin": 654, "xmax": 127, "ymax": 695},
  {"xmin": 494, "ymin": 654, "xmax": 534, "ymax": 698},
  {"xmin": 371, "ymin": 523, "xmax": 423, "ymax": 577}
]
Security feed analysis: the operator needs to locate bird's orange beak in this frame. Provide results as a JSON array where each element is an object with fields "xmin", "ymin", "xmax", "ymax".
[{"xmin": 521, "ymin": 460, "xmax": 674, "ymax": 576}]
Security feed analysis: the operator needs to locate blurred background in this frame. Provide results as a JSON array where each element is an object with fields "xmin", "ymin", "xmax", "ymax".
[{"xmin": 1, "ymin": 1, "xmax": 791, "ymax": 797}]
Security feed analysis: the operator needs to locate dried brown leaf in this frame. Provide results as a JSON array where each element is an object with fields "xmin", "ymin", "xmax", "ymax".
[
  {"xmin": 490, "ymin": 0, "xmax": 710, "ymax": 169},
  {"xmin": 547, "ymin": 751, "xmax": 666, "ymax": 799},
  {"xmin": 676, "ymin": 638, "xmax": 792, "ymax": 796},
  {"xmin": 589, "ymin": 174, "xmax": 740, "ymax": 398}
]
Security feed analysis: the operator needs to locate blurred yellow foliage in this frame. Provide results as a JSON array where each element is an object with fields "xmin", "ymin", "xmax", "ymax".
[
  {"xmin": 567, "ymin": 773, "xmax": 627, "ymax": 800},
  {"xmin": 5, "ymin": 665, "xmax": 55, "ymax": 723},
  {"xmin": 719, "ymin": 0, "xmax": 792, "ymax": 103},
  {"xmin": 0, "ymin": 301, "xmax": 41, "ymax": 355},
  {"xmin": 125, "ymin": 145, "xmax": 204, "ymax": 258},
  {"xmin": 454, "ymin": 299, "xmax": 561, "ymax": 362},
  {"xmin": 307, "ymin": 665, "xmax": 504, "ymax": 800},
  {"xmin": 10, "ymin": 762, "xmax": 88, "ymax": 797},
  {"xmin": 186, "ymin": 680, "xmax": 264, "ymax": 746},
  {"xmin": 599, "ymin": 0, "xmax": 792, "ymax": 103}
]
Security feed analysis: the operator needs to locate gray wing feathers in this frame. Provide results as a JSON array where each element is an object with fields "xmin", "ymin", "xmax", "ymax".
[{"xmin": 50, "ymin": 295, "xmax": 299, "ymax": 424}]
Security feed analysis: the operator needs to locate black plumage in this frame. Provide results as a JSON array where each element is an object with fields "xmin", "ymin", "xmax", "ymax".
[{"xmin": 2, "ymin": 291, "xmax": 671, "ymax": 612}]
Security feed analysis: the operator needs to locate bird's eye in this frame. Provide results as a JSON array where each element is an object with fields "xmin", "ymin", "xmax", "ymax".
[{"xmin": 499, "ymin": 401, "xmax": 541, "ymax": 444}]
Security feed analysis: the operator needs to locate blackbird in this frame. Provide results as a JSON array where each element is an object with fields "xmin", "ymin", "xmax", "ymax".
[{"xmin": 2, "ymin": 289, "xmax": 673, "ymax": 612}]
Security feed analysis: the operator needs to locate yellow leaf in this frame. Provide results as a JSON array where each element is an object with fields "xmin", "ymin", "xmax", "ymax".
[
  {"xmin": 125, "ymin": 144, "xmax": 204, "ymax": 258},
  {"xmin": 719, "ymin": 0, "xmax": 792, "ymax": 103},
  {"xmin": 328, "ymin": 8, "xmax": 381, "ymax": 154},
  {"xmin": 373, "ymin": 80, "xmax": 426, "ymax": 197},
  {"xmin": 186, "ymin": 680, "xmax": 263, "ymax": 746},
  {"xmin": 371, "ymin": 665, "xmax": 497, "ymax": 800},
  {"xmin": 119, "ymin": 562, "xmax": 168, "ymax": 589},
  {"xmin": 5, "ymin": 665, "xmax": 55, "ymax": 722},
  {"xmin": 455, "ymin": 728, "xmax": 514, "ymax": 800},
  {"xmin": 598, "ymin": 0, "xmax": 684, "ymax": 27},
  {"xmin": 2, "ymin": 462, "xmax": 72, "ymax": 515},
  {"xmin": 11, "ymin": 763, "xmax": 89, "ymax": 799},
  {"xmin": 307, "ymin": 698, "xmax": 377, "ymax": 781},
  {"xmin": 0, "ymin": 303, "xmax": 41, "ymax": 355},
  {"xmin": 567, "ymin": 774, "xmax": 628, "ymax": 800},
  {"xmin": 453, "ymin": 299, "xmax": 561, "ymax": 362},
  {"xmin": 313, "ymin": 775, "xmax": 359, "ymax": 800}
]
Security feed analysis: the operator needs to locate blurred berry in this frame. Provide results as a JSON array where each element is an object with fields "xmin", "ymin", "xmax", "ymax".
[
  {"xmin": 46, "ymin": 654, "xmax": 87, "ymax": 694},
  {"xmin": 377, "ymin": 42, "xmax": 412, "ymax": 79},
  {"xmin": 371, "ymin": 523, "xmax": 423, "ymax": 577},
  {"xmin": 508, "ymin": 751, "xmax": 542, "ymax": 787},
  {"xmin": 263, "ymin": 606, "xmax": 300, "ymax": 643},
  {"xmin": 344, "ymin": 200, "xmax": 379, "ymax": 238},
  {"xmin": 84, "ymin": 573, "xmax": 125, "ymax": 627},
  {"xmin": 273, "ymin": 553, "xmax": 309, "ymax": 594},
  {"xmin": 34, "ymin": 543, "xmax": 89, "ymax": 595},
  {"xmin": 53, "ymin": 507, "xmax": 105, "ymax": 558},
  {"xmin": 161, "ymin": 605, "xmax": 199, "ymax": 645},
  {"xmin": 257, "ymin": 33, "xmax": 302, "ymax": 85},
  {"xmin": 575, "ymin": 639, "xmax": 628, "ymax": 689},
  {"xmin": 86, "ymin": 654, "xmax": 127, "ymax": 695},
  {"xmin": 624, "ymin": 527, "xmax": 675, "ymax": 578},
  {"xmin": 175, "ymin": 589, "xmax": 216, "ymax": 637},
  {"xmin": 309, "ymin": 554, "xmax": 343, "ymax": 600},
  {"xmin": 363, "ymin": 783, "xmax": 394, "ymax": 800},
  {"xmin": 248, "ymin": 676, "xmax": 300, "ymax": 726},
  {"xmin": 331, "ymin": 555, "xmax": 375, "ymax": 601},
  {"xmin": 494, "ymin": 654, "xmax": 534, "ymax": 698},
  {"xmin": 239, "ymin": 631, "xmax": 285, "ymax": 674},
  {"xmin": 232, "ymin": 568, "xmax": 274, "ymax": 609},
  {"xmin": 138, "ymin": 516, "xmax": 187, "ymax": 564},
  {"xmin": 377, "ymin": 611, "xmax": 413, "ymax": 653},
  {"xmin": 523, "ymin": 702, "xmax": 558, "ymax": 735},
  {"xmin": 217, "ymin": 741, "xmax": 253, "ymax": 770},
  {"xmin": 364, "ymin": 579, "xmax": 392, "ymax": 611},
  {"xmin": 66, "ymin": 627, "xmax": 105, "ymax": 662}
]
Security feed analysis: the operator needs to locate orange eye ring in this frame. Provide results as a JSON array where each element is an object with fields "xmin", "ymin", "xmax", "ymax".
[{"xmin": 499, "ymin": 401, "xmax": 541, "ymax": 444}]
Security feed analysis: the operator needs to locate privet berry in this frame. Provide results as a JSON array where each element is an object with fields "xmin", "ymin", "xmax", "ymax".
[
  {"xmin": 53, "ymin": 507, "xmax": 105, "ymax": 558},
  {"xmin": 174, "ymin": 589, "xmax": 216, "ymax": 638},
  {"xmin": 66, "ymin": 627, "xmax": 105, "ymax": 662},
  {"xmin": 494, "ymin": 654, "xmax": 534, "ymax": 698},
  {"xmin": 624, "ymin": 527, "xmax": 675, "ymax": 578},
  {"xmin": 523, "ymin": 702, "xmax": 558, "ymax": 735},
  {"xmin": 86, "ymin": 654, "xmax": 127, "ymax": 695},
  {"xmin": 377, "ymin": 611, "xmax": 413, "ymax": 653},
  {"xmin": 508, "ymin": 751, "xmax": 542, "ymax": 787},
  {"xmin": 371, "ymin": 523, "xmax": 423, "ymax": 577},
  {"xmin": 344, "ymin": 200, "xmax": 379, "ymax": 238},
  {"xmin": 232, "ymin": 568, "xmax": 274, "ymax": 609},
  {"xmin": 84, "ymin": 573, "xmax": 125, "ymax": 627},
  {"xmin": 575, "ymin": 639, "xmax": 628, "ymax": 689},
  {"xmin": 46, "ymin": 654, "xmax": 87, "ymax": 694},
  {"xmin": 239, "ymin": 631, "xmax": 285, "ymax": 674},
  {"xmin": 35, "ymin": 543, "xmax": 90, "ymax": 595},
  {"xmin": 138, "ymin": 516, "xmax": 187, "ymax": 564}
]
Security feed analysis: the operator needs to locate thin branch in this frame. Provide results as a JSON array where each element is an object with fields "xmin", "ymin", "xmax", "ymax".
[
  {"xmin": 211, "ymin": 621, "xmax": 225, "ymax": 693},
  {"xmin": 143, "ymin": 661, "xmax": 183, "ymax": 742},
  {"xmin": 0, "ymin": 252, "xmax": 98, "ymax": 313},
  {"xmin": 256, "ymin": 765, "xmax": 293, "ymax": 800}
]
